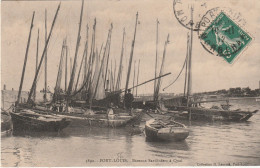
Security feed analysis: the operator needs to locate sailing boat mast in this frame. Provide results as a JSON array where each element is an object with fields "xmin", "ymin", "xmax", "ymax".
[
  {"xmin": 113, "ymin": 59, "xmax": 116, "ymax": 91},
  {"xmin": 124, "ymin": 12, "xmax": 139, "ymax": 102},
  {"xmin": 70, "ymin": 57, "xmax": 72, "ymax": 77},
  {"xmin": 75, "ymin": 24, "xmax": 89, "ymax": 91},
  {"xmin": 17, "ymin": 12, "xmax": 35, "ymax": 104},
  {"xmin": 93, "ymin": 26, "xmax": 112, "ymax": 97},
  {"xmin": 154, "ymin": 34, "xmax": 170, "ymax": 103},
  {"xmin": 33, "ymin": 29, "xmax": 39, "ymax": 101},
  {"xmin": 84, "ymin": 25, "xmax": 89, "ymax": 81},
  {"xmin": 67, "ymin": 0, "xmax": 84, "ymax": 96},
  {"xmin": 104, "ymin": 24, "xmax": 113, "ymax": 89},
  {"xmin": 154, "ymin": 19, "xmax": 159, "ymax": 102},
  {"xmin": 132, "ymin": 60, "xmax": 136, "ymax": 94},
  {"xmin": 65, "ymin": 38, "xmax": 68, "ymax": 92},
  {"xmin": 183, "ymin": 33, "xmax": 189, "ymax": 97},
  {"xmin": 110, "ymin": 60, "xmax": 114, "ymax": 91},
  {"xmin": 85, "ymin": 19, "xmax": 96, "ymax": 96},
  {"xmin": 186, "ymin": 6, "xmax": 194, "ymax": 104},
  {"xmin": 115, "ymin": 28, "xmax": 125, "ymax": 91},
  {"xmin": 136, "ymin": 59, "xmax": 140, "ymax": 96},
  {"xmin": 27, "ymin": 3, "xmax": 61, "ymax": 102},
  {"xmin": 44, "ymin": 9, "xmax": 47, "ymax": 102},
  {"xmin": 53, "ymin": 40, "xmax": 65, "ymax": 102}
]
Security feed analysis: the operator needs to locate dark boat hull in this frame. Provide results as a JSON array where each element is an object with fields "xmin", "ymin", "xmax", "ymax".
[
  {"xmin": 10, "ymin": 111, "xmax": 70, "ymax": 132},
  {"xmin": 31, "ymin": 105, "xmax": 143, "ymax": 128},
  {"xmin": 165, "ymin": 106, "xmax": 258, "ymax": 122}
]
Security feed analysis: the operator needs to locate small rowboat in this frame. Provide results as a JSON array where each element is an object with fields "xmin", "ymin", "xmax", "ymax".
[{"xmin": 145, "ymin": 119, "xmax": 189, "ymax": 141}]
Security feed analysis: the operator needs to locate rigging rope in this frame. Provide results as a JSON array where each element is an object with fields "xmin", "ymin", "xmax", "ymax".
[{"xmin": 162, "ymin": 55, "xmax": 187, "ymax": 91}]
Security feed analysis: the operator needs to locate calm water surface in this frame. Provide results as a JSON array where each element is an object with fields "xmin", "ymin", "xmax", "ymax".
[{"xmin": 1, "ymin": 98, "xmax": 260, "ymax": 166}]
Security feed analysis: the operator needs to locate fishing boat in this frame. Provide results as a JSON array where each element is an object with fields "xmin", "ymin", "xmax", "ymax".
[
  {"xmin": 27, "ymin": 0, "xmax": 143, "ymax": 128},
  {"xmin": 31, "ymin": 103, "xmax": 142, "ymax": 128},
  {"xmin": 145, "ymin": 119, "xmax": 189, "ymax": 141},
  {"xmin": 10, "ymin": 107, "xmax": 70, "ymax": 132},
  {"xmin": 8, "ymin": 3, "xmax": 72, "ymax": 133},
  {"xmin": 160, "ymin": 14, "xmax": 258, "ymax": 122},
  {"xmin": 163, "ymin": 97, "xmax": 258, "ymax": 122}
]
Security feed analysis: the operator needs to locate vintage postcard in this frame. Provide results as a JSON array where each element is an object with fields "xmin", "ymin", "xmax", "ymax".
[{"xmin": 1, "ymin": 0, "xmax": 260, "ymax": 167}]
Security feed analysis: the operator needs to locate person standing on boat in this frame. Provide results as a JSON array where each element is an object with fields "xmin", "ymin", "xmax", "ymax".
[
  {"xmin": 125, "ymin": 89, "xmax": 134, "ymax": 114},
  {"xmin": 107, "ymin": 102, "xmax": 115, "ymax": 119},
  {"xmin": 59, "ymin": 103, "xmax": 63, "ymax": 112},
  {"xmin": 181, "ymin": 97, "xmax": 188, "ymax": 106}
]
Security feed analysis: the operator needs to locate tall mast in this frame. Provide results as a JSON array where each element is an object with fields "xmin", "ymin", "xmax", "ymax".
[
  {"xmin": 93, "ymin": 26, "xmax": 112, "ymax": 97},
  {"xmin": 136, "ymin": 59, "xmax": 140, "ymax": 96},
  {"xmin": 104, "ymin": 24, "xmax": 113, "ymax": 89},
  {"xmin": 183, "ymin": 33, "xmax": 189, "ymax": 97},
  {"xmin": 27, "ymin": 3, "xmax": 61, "ymax": 102},
  {"xmin": 132, "ymin": 60, "xmax": 136, "ymax": 94},
  {"xmin": 65, "ymin": 39, "xmax": 68, "ymax": 92},
  {"xmin": 88, "ymin": 23, "xmax": 98, "ymax": 92},
  {"xmin": 17, "ymin": 12, "xmax": 35, "ymax": 104},
  {"xmin": 70, "ymin": 57, "xmax": 72, "ymax": 77},
  {"xmin": 44, "ymin": 9, "xmax": 47, "ymax": 102},
  {"xmin": 187, "ymin": 6, "xmax": 194, "ymax": 104},
  {"xmin": 154, "ymin": 19, "xmax": 159, "ymax": 102},
  {"xmin": 124, "ymin": 12, "xmax": 139, "ymax": 103},
  {"xmin": 110, "ymin": 60, "xmax": 113, "ymax": 91},
  {"xmin": 33, "ymin": 29, "xmax": 39, "ymax": 101},
  {"xmin": 67, "ymin": 0, "xmax": 84, "ymax": 96},
  {"xmin": 113, "ymin": 59, "xmax": 116, "ymax": 91},
  {"xmin": 85, "ymin": 19, "xmax": 96, "ymax": 94},
  {"xmin": 53, "ymin": 40, "xmax": 65, "ymax": 102},
  {"xmin": 154, "ymin": 34, "xmax": 170, "ymax": 103},
  {"xmin": 84, "ymin": 25, "xmax": 89, "ymax": 81},
  {"xmin": 75, "ymin": 25, "xmax": 89, "ymax": 91},
  {"xmin": 115, "ymin": 28, "xmax": 125, "ymax": 90}
]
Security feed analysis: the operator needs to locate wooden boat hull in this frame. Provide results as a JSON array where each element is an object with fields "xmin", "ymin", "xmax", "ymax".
[
  {"xmin": 30, "ymin": 105, "xmax": 143, "ymax": 128},
  {"xmin": 10, "ymin": 111, "xmax": 70, "ymax": 132},
  {"xmin": 54, "ymin": 111, "xmax": 143, "ymax": 128},
  {"xmin": 145, "ymin": 119, "xmax": 189, "ymax": 141},
  {"xmin": 165, "ymin": 106, "xmax": 258, "ymax": 122},
  {"xmin": 163, "ymin": 97, "xmax": 258, "ymax": 122}
]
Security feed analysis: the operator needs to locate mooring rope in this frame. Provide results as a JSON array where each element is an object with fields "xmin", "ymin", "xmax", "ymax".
[{"xmin": 162, "ymin": 56, "xmax": 187, "ymax": 91}]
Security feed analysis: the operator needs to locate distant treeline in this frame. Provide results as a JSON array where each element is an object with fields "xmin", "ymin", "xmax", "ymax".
[{"xmin": 194, "ymin": 87, "xmax": 260, "ymax": 97}]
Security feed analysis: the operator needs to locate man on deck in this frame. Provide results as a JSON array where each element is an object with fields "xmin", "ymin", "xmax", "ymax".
[{"xmin": 124, "ymin": 89, "xmax": 134, "ymax": 113}]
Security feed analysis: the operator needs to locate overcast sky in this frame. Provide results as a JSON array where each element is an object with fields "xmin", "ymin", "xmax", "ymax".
[{"xmin": 1, "ymin": 0, "xmax": 260, "ymax": 95}]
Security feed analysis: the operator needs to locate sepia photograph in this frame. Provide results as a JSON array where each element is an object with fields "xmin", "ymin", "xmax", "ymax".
[{"xmin": 1, "ymin": 0, "xmax": 260, "ymax": 166}]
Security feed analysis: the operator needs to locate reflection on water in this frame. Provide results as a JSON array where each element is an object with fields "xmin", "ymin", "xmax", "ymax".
[{"xmin": 1, "ymin": 99, "xmax": 260, "ymax": 166}]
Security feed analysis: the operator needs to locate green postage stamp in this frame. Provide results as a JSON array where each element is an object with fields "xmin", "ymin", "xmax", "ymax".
[{"xmin": 200, "ymin": 12, "xmax": 252, "ymax": 63}]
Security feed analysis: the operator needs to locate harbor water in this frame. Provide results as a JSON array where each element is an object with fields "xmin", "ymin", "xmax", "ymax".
[{"xmin": 1, "ymin": 97, "xmax": 260, "ymax": 166}]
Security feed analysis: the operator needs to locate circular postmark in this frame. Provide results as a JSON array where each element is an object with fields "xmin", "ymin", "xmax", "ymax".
[
  {"xmin": 173, "ymin": 0, "xmax": 209, "ymax": 31},
  {"xmin": 197, "ymin": 7, "xmax": 252, "ymax": 63}
]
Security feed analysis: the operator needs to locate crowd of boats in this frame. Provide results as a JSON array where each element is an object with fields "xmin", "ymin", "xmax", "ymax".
[{"xmin": 1, "ymin": 0, "xmax": 259, "ymax": 142}]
